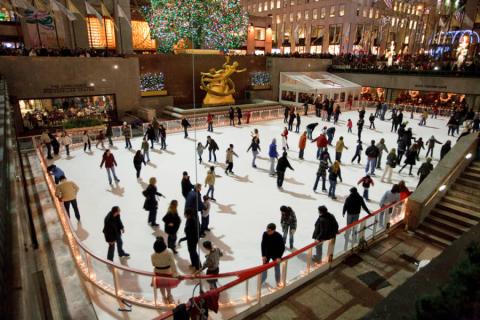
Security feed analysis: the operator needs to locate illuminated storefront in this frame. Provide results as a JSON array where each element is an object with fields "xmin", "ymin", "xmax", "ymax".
[
  {"xmin": 86, "ymin": 17, "xmax": 116, "ymax": 49},
  {"xmin": 19, "ymin": 95, "xmax": 116, "ymax": 131}
]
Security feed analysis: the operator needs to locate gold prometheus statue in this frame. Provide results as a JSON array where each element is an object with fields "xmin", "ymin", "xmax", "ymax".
[{"xmin": 200, "ymin": 56, "xmax": 246, "ymax": 106}]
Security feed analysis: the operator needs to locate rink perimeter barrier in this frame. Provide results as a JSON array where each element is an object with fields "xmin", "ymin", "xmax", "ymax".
[{"xmin": 34, "ymin": 137, "xmax": 408, "ymax": 317}]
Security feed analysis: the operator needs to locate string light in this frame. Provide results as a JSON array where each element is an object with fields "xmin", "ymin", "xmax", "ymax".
[
  {"xmin": 250, "ymin": 71, "xmax": 271, "ymax": 86},
  {"xmin": 142, "ymin": 0, "xmax": 249, "ymax": 53},
  {"xmin": 140, "ymin": 72, "xmax": 166, "ymax": 91}
]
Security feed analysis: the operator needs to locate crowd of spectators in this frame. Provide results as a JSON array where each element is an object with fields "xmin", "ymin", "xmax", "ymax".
[
  {"xmin": 0, "ymin": 46, "xmax": 123, "ymax": 57},
  {"xmin": 329, "ymin": 52, "xmax": 480, "ymax": 74}
]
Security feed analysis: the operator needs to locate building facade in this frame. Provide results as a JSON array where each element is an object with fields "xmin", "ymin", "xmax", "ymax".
[{"xmin": 241, "ymin": 0, "xmax": 480, "ymax": 55}]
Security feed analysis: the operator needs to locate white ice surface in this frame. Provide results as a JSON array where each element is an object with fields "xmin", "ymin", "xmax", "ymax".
[{"xmin": 51, "ymin": 110, "xmax": 453, "ymax": 276}]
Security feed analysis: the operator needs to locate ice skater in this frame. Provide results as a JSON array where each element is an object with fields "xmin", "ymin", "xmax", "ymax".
[
  {"xmin": 298, "ymin": 131, "xmax": 307, "ymax": 160},
  {"xmin": 335, "ymin": 136, "xmax": 348, "ymax": 162},
  {"xmin": 229, "ymin": 107, "xmax": 235, "ymax": 126},
  {"xmin": 375, "ymin": 138, "xmax": 389, "ymax": 169},
  {"xmin": 313, "ymin": 153, "xmax": 329, "ymax": 192},
  {"xmin": 347, "ymin": 118, "xmax": 353, "ymax": 133},
  {"xmin": 247, "ymin": 137, "xmax": 261, "ymax": 168},
  {"xmin": 197, "ymin": 142, "xmax": 205, "ymax": 164},
  {"xmin": 82, "ymin": 130, "xmax": 91, "ymax": 152},
  {"xmin": 357, "ymin": 174, "xmax": 374, "ymax": 201},
  {"xmin": 106, "ymin": 123, "xmax": 114, "ymax": 146},
  {"xmin": 399, "ymin": 145, "xmax": 419, "ymax": 176},
  {"xmin": 369, "ymin": 113, "xmax": 376, "ymax": 129},
  {"xmin": 357, "ymin": 118, "xmax": 364, "ymax": 142},
  {"xmin": 200, "ymin": 195, "xmax": 211, "ymax": 234},
  {"xmin": 281, "ymin": 127, "xmax": 289, "ymax": 150},
  {"xmin": 269, "ymin": 139, "xmax": 279, "ymax": 176},
  {"xmin": 142, "ymin": 177, "xmax": 164, "ymax": 226},
  {"xmin": 121, "ymin": 122, "xmax": 132, "ymax": 149},
  {"xmin": 55, "ymin": 175, "xmax": 80, "ymax": 221},
  {"xmin": 159, "ymin": 124, "xmax": 167, "ymax": 150},
  {"xmin": 236, "ymin": 107, "xmax": 242, "ymax": 125},
  {"xmin": 295, "ymin": 112, "xmax": 301, "ymax": 133},
  {"xmin": 181, "ymin": 117, "xmax": 191, "ymax": 138},
  {"xmin": 199, "ymin": 240, "xmax": 223, "ymax": 290},
  {"xmin": 261, "ymin": 223, "xmax": 285, "ymax": 288},
  {"xmin": 133, "ymin": 150, "xmax": 146, "ymax": 178},
  {"xmin": 141, "ymin": 137, "xmax": 150, "ymax": 162},
  {"xmin": 328, "ymin": 161, "xmax": 342, "ymax": 200},
  {"xmin": 225, "ymin": 144, "xmax": 238, "ymax": 175},
  {"xmin": 276, "ymin": 152, "xmax": 294, "ymax": 188},
  {"xmin": 103, "ymin": 206, "xmax": 129, "ymax": 261},
  {"xmin": 426, "ymin": 135, "xmax": 443, "ymax": 158},
  {"xmin": 381, "ymin": 149, "xmax": 397, "ymax": 183},
  {"xmin": 207, "ymin": 113, "xmax": 214, "ymax": 132},
  {"xmin": 306, "ymin": 122, "xmax": 318, "ymax": 140},
  {"xmin": 351, "ymin": 140, "xmax": 363, "ymax": 164},
  {"xmin": 280, "ymin": 206, "xmax": 297, "ymax": 249},
  {"xmin": 100, "ymin": 149, "xmax": 120, "ymax": 185},
  {"xmin": 60, "ymin": 131, "xmax": 71, "ymax": 156},
  {"xmin": 288, "ymin": 109, "xmax": 295, "ymax": 131},
  {"xmin": 95, "ymin": 130, "xmax": 105, "ymax": 149},
  {"xmin": 205, "ymin": 136, "xmax": 219, "ymax": 163},
  {"xmin": 204, "ymin": 166, "xmax": 216, "ymax": 201},
  {"xmin": 365, "ymin": 140, "xmax": 380, "ymax": 176},
  {"xmin": 145, "ymin": 124, "xmax": 156, "ymax": 148},
  {"xmin": 162, "ymin": 200, "xmax": 181, "ymax": 253}
]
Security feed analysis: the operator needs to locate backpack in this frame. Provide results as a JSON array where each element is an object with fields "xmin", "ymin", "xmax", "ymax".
[{"xmin": 325, "ymin": 213, "xmax": 339, "ymax": 239}]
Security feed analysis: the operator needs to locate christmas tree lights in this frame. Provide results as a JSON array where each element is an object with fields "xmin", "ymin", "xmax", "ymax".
[
  {"xmin": 140, "ymin": 73, "xmax": 166, "ymax": 92},
  {"xmin": 142, "ymin": 0, "xmax": 248, "ymax": 53},
  {"xmin": 250, "ymin": 71, "xmax": 271, "ymax": 86}
]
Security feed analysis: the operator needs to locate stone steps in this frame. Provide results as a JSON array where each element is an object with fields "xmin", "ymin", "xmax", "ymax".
[
  {"xmin": 430, "ymin": 209, "xmax": 478, "ymax": 228},
  {"xmin": 424, "ymin": 216, "xmax": 470, "ymax": 235},
  {"xmin": 415, "ymin": 228, "xmax": 451, "ymax": 248},
  {"xmin": 442, "ymin": 195, "xmax": 480, "ymax": 212}
]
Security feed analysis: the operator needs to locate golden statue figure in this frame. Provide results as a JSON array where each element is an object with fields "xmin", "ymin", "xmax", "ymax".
[{"xmin": 200, "ymin": 56, "xmax": 246, "ymax": 106}]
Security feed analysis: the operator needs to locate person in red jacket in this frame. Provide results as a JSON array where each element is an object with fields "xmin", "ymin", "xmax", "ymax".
[
  {"xmin": 347, "ymin": 119, "xmax": 353, "ymax": 133},
  {"xmin": 207, "ymin": 113, "xmax": 214, "ymax": 132},
  {"xmin": 312, "ymin": 133, "xmax": 328, "ymax": 159},
  {"xmin": 398, "ymin": 180, "xmax": 411, "ymax": 200},
  {"xmin": 100, "ymin": 149, "xmax": 120, "ymax": 185},
  {"xmin": 298, "ymin": 131, "xmax": 307, "ymax": 159}
]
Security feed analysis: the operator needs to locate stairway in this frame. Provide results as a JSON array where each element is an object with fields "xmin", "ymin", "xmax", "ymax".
[{"xmin": 415, "ymin": 161, "xmax": 480, "ymax": 248}]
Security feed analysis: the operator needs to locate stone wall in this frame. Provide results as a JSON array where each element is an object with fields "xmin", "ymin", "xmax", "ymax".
[
  {"xmin": 0, "ymin": 56, "xmax": 141, "ymax": 129},
  {"xmin": 138, "ymin": 54, "xmax": 267, "ymax": 106}
]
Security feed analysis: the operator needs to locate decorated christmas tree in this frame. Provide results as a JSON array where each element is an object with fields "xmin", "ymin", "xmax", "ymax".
[{"xmin": 142, "ymin": 0, "xmax": 248, "ymax": 53}]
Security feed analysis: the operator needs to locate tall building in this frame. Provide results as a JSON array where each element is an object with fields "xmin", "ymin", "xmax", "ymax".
[{"xmin": 242, "ymin": 0, "xmax": 480, "ymax": 55}]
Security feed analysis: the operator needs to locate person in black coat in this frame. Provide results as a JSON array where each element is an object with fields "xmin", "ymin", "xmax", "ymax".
[
  {"xmin": 143, "ymin": 177, "xmax": 164, "ymax": 226},
  {"xmin": 288, "ymin": 110, "xmax": 295, "ymax": 131},
  {"xmin": 399, "ymin": 145, "xmax": 418, "ymax": 175},
  {"xmin": 261, "ymin": 223, "xmax": 285, "ymax": 286},
  {"xmin": 185, "ymin": 184, "xmax": 205, "ymax": 219},
  {"xmin": 276, "ymin": 152, "xmax": 294, "ymax": 188},
  {"xmin": 236, "ymin": 107, "xmax": 242, "ymax": 125},
  {"xmin": 144, "ymin": 124, "xmax": 156, "ymax": 148},
  {"xmin": 133, "ymin": 150, "xmax": 146, "ymax": 178},
  {"xmin": 181, "ymin": 117, "xmax": 191, "ymax": 138},
  {"xmin": 103, "ymin": 206, "xmax": 129, "ymax": 261},
  {"xmin": 312, "ymin": 205, "xmax": 338, "ymax": 261},
  {"xmin": 181, "ymin": 171, "xmax": 194, "ymax": 199},
  {"xmin": 49, "ymin": 133, "xmax": 60, "ymax": 156},
  {"xmin": 229, "ymin": 107, "xmax": 235, "ymax": 126},
  {"xmin": 184, "ymin": 208, "xmax": 201, "ymax": 270},
  {"xmin": 343, "ymin": 187, "xmax": 370, "ymax": 244},
  {"xmin": 440, "ymin": 140, "xmax": 452, "ymax": 160},
  {"xmin": 163, "ymin": 200, "xmax": 181, "ymax": 253},
  {"xmin": 205, "ymin": 136, "xmax": 219, "ymax": 162}
]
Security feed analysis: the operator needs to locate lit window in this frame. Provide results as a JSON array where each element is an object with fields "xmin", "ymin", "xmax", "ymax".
[
  {"xmin": 255, "ymin": 27, "xmax": 266, "ymax": 40},
  {"xmin": 404, "ymin": 35, "xmax": 409, "ymax": 44},
  {"xmin": 375, "ymin": 9, "xmax": 379, "ymax": 19},
  {"xmin": 253, "ymin": 4, "xmax": 257, "ymax": 12},
  {"xmin": 313, "ymin": 8, "xmax": 318, "ymax": 19},
  {"xmin": 305, "ymin": 10, "xmax": 309, "ymax": 20},
  {"xmin": 363, "ymin": 7, "xmax": 367, "ymax": 17},
  {"xmin": 264, "ymin": 1, "xmax": 268, "ymax": 10},
  {"xmin": 339, "ymin": 5, "xmax": 345, "ymax": 16},
  {"xmin": 276, "ymin": 15, "xmax": 281, "ymax": 24},
  {"xmin": 369, "ymin": 7, "xmax": 373, "ymax": 18},
  {"xmin": 356, "ymin": 7, "xmax": 360, "ymax": 16},
  {"xmin": 321, "ymin": 7, "xmax": 326, "ymax": 18},
  {"xmin": 247, "ymin": 5, "xmax": 251, "ymax": 12},
  {"xmin": 283, "ymin": 13, "xmax": 287, "ymax": 21},
  {"xmin": 330, "ymin": 6, "xmax": 335, "ymax": 17},
  {"xmin": 297, "ymin": 11, "xmax": 301, "ymax": 21},
  {"xmin": 258, "ymin": 4, "xmax": 262, "ymax": 12},
  {"xmin": 393, "ymin": 2, "xmax": 397, "ymax": 11},
  {"xmin": 290, "ymin": 12, "xmax": 294, "ymax": 21},
  {"xmin": 283, "ymin": 0, "xmax": 288, "ymax": 7},
  {"xmin": 290, "ymin": 0, "xmax": 295, "ymax": 5},
  {"xmin": 271, "ymin": 0, "xmax": 274, "ymax": 9},
  {"xmin": 277, "ymin": 0, "xmax": 281, "ymax": 8},
  {"xmin": 87, "ymin": 16, "xmax": 116, "ymax": 49}
]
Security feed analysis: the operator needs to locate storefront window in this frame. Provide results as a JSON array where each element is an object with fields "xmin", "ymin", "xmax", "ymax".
[
  {"xmin": 255, "ymin": 27, "xmax": 266, "ymax": 40},
  {"xmin": 330, "ymin": 6, "xmax": 336, "ymax": 17},
  {"xmin": 281, "ymin": 90, "xmax": 296, "ymax": 101},
  {"xmin": 20, "ymin": 95, "xmax": 116, "ymax": 131}
]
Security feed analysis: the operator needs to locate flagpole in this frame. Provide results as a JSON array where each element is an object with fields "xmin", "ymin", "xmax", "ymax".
[
  {"xmin": 103, "ymin": 15, "xmax": 108, "ymax": 55},
  {"xmin": 64, "ymin": 0, "xmax": 76, "ymax": 50},
  {"xmin": 30, "ymin": 0, "xmax": 43, "ymax": 47}
]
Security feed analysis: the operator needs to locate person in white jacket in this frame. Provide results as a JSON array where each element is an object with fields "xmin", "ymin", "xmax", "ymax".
[{"xmin": 60, "ymin": 131, "xmax": 72, "ymax": 156}]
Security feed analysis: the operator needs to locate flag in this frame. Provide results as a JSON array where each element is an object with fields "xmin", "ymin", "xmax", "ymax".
[
  {"xmin": 85, "ymin": 1, "xmax": 102, "ymax": 25},
  {"xmin": 100, "ymin": 1, "xmax": 116, "ymax": 28},
  {"xmin": 50, "ymin": 0, "xmax": 76, "ymax": 20},
  {"xmin": 454, "ymin": 7, "xmax": 464, "ymax": 22},
  {"xmin": 11, "ymin": 0, "xmax": 35, "ymax": 10},
  {"xmin": 117, "ymin": 3, "xmax": 130, "ymax": 27},
  {"xmin": 384, "ymin": 0, "xmax": 392, "ymax": 9},
  {"xmin": 67, "ymin": 0, "xmax": 83, "ymax": 17}
]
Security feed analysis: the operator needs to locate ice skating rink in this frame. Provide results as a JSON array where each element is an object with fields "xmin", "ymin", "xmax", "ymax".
[{"xmin": 51, "ymin": 110, "xmax": 454, "ymax": 275}]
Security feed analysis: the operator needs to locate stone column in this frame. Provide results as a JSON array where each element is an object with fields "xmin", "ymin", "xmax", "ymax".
[{"xmin": 247, "ymin": 24, "xmax": 255, "ymax": 54}]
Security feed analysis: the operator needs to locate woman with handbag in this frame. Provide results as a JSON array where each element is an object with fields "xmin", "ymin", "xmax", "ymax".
[{"xmin": 151, "ymin": 237, "xmax": 180, "ymax": 305}]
